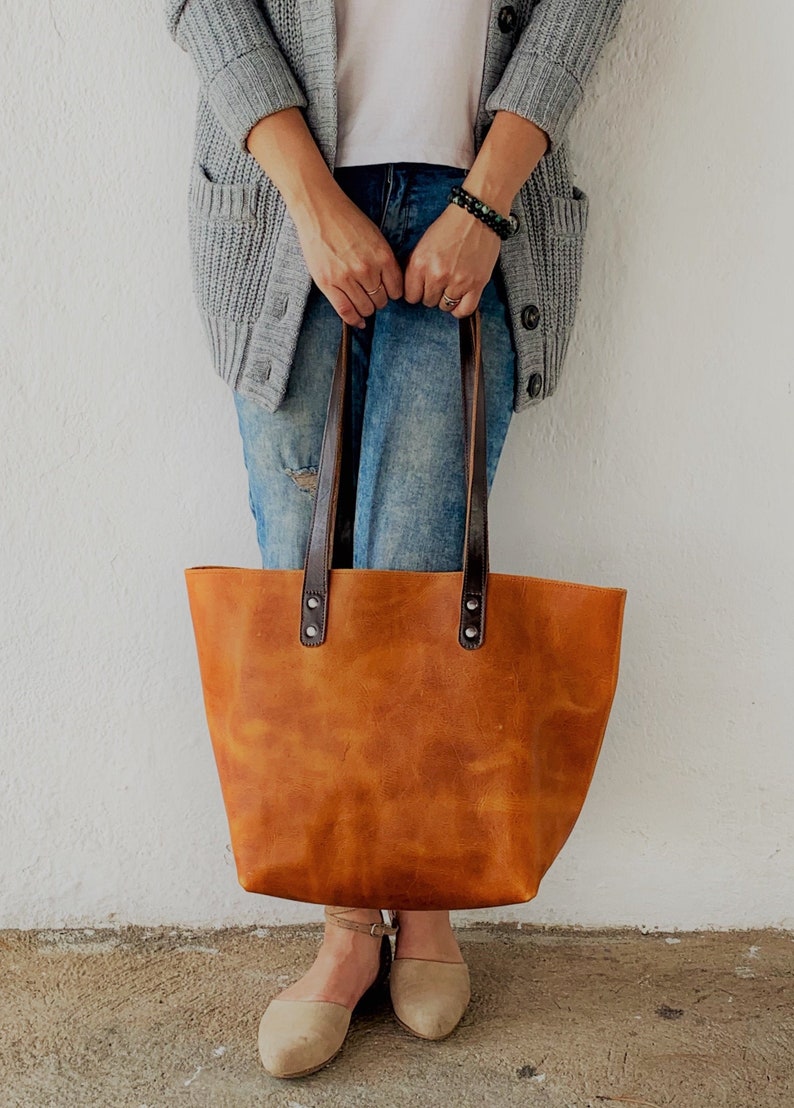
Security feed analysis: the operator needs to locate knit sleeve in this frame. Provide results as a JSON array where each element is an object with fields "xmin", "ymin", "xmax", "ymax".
[
  {"xmin": 484, "ymin": 0, "xmax": 625, "ymax": 155},
  {"xmin": 164, "ymin": 0, "xmax": 308, "ymax": 152}
]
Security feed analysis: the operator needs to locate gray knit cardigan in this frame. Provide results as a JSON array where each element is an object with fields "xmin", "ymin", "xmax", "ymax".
[{"xmin": 164, "ymin": 0, "xmax": 624, "ymax": 414}]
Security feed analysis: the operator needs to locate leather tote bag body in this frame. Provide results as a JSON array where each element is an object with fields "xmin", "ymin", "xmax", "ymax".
[{"xmin": 185, "ymin": 309, "xmax": 627, "ymax": 910}]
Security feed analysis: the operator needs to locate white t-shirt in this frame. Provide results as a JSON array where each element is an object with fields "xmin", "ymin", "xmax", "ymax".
[{"xmin": 333, "ymin": 0, "xmax": 491, "ymax": 170}]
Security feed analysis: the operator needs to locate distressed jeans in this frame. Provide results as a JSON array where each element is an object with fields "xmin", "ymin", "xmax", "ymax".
[{"xmin": 233, "ymin": 162, "xmax": 518, "ymax": 572}]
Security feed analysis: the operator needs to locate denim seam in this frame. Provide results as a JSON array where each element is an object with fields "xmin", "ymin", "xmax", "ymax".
[
  {"xmin": 402, "ymin": 179, "xmax": 417, "ymax": 251},
  {"xmin": 378, "ymin": 164, "xmax": 394, "ymax": 233}
]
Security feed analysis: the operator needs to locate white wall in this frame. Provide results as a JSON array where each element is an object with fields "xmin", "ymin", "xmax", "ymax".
[{"xmin": 2, "ymin": 0, "xmax": 792, "ymax": 930}]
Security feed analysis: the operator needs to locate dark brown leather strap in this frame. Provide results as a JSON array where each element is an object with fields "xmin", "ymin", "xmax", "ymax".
[
  {"xmin": 300, "ymin": 310, "xmax": 489, "ymax": 648},
  {"xmin": 299, "ymin": 314, "xmax": 350, "ymax": 645},
  {"xmin": 458, "ymin": 307, "xmax": 489, "ymax": 648},
  {"xmin": 332, "ymin": 340, "xmax": 356, "ymax": 569}
]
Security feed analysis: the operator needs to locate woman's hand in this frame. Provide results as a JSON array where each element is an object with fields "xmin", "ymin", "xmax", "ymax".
[
  {"xmin": 245, "ymin": 108, "xmax": 404, "ymax": 329},
  {"xmin": 292, "ymin": 191, "xmax": 404, "ymax": 329},
  {"xmin": 403, "ymin": 202, "xmax": 502, "ymax": 319}
]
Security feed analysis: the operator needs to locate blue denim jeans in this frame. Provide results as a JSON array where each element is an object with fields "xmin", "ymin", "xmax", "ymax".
[{"xmin": 233, "ymin": 162, "xmax": 518, "ymax": 572}]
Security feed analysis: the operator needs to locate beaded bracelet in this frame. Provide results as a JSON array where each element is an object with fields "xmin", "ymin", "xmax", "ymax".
[{"xmin": 447, "ymin": 184, "xmax": 520, "ymax": 241}]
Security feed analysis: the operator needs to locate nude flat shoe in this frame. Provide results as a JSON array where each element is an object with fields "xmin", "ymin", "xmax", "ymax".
[
  {"xmin": 387, "ymin": 911, "xmax": 471, "ymax": 1040},
  {"xmin": 257, "ymin": 906, "xmax": 398, "ymax": 1079}
]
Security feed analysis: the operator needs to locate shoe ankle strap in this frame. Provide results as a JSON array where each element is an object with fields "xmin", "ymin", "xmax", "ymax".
[{"xmin": 324, "ymin": 906, "xmax": 399, "ymax": 937}]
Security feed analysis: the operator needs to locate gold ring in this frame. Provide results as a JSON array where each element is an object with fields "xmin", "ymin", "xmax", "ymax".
[
  {"xmin": 442, "ymin": 294, "xmax": 462, "ymax": 307},
  {"xmin": 366, "ymin": 280, "xmax": 384, "ymax": 295}
]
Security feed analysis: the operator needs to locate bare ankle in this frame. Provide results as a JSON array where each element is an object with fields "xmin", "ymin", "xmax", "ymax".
[
  {"xmin": 392, "ymin": 910, "xmax": 463, "ymax": 964},
  {"xmin": 392, "ymin": 910, "xmax": 452, "ymax": 929}
]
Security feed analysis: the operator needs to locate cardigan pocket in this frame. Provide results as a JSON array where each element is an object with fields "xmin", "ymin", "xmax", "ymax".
[
  {"xmin": 546, "ymin": 185, "xmax": 589, "ymax": 336},
  {"xmin": 188, "ymin": 163, "xmax": 273, "ymax": 323}
]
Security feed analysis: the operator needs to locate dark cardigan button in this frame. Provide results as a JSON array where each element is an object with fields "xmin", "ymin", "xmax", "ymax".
[
  {"xmin": 497, "ymin": 6, "xmax": 517, "ymax": 33},
  {"xmin": 527, "ymin": 373, "xmax": 543, "ymax": 398},
  {"xmin": 521, "ymin": 303, "xmax": 540, "ymax": 330}
]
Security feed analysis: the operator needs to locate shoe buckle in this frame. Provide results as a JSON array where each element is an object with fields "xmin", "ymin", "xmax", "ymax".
[{"xmin": 370, "ymin": 920, "xmax": 398, "ymax": 937}]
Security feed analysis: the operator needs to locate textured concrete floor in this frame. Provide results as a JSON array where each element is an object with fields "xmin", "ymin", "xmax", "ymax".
[{"xmin": 1, "ymin": 924, "xmax": 792, "ymax": 1107}]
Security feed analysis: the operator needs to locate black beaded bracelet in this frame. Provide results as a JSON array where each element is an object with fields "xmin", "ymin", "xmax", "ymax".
[{"xmin": 447, "ymin": 184, "xmax": 520, "ymax": 241}]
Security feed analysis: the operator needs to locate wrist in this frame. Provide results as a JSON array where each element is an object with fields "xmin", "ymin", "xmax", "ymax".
[
  {"xmin": 448, "ymin": 184, "xmax": 519, "ymax": 241},
  {"xmin": 459, "ymin": 166, "xmax": 516, "ymax": 220},
  {"xmin": 285, "ymin": 173, "xmax": 346, "ymax": 226},
  {"xmin": 461, "ymin": 115, "xmax": 549, "ymax": 216}
]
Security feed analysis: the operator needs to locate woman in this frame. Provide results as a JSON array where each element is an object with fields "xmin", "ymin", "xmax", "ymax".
[{"xmin": 165, "ymin": 0, "xmax": 624, "ymax": 1080}]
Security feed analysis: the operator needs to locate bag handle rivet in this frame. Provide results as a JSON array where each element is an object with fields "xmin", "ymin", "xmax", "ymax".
[
  {"xmin": 466, "ymin": 598, "xmax": 479, "ymax": 610},
  {"xmin": 306, "ymin": 596, "xmax": 319, "ymax": 609},
  {"xmin": 305, "ymin": 624, "xmax": 318, "ymax": 637},
  {"xmin": 464, "ymin": 626, "xmax": 478, "ymax": 639}
]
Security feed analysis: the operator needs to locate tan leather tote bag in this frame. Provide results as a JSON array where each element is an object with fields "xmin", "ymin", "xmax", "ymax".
[{"xmin": 185, "ymin": 309, "xmax": 627, "ymax": 910}]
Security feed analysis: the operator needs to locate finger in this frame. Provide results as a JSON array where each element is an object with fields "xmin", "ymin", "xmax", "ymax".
[
  {"xmin": 327, "ymin": 286, "xmax": 368, "ymax": 329},
  {"xmin": 449, "ymin": 289, "xmax": 482, "ymax": 320},
  {"xmin": 355, "ymin": 279, "xmax": 389, "ymax": 311},
  {"xmin": 438, "ymin": 288, "xmax": 467, "ymax": 314},
  {"xmin": 343, "ymin": 277, "xmax": 378, "ymax": 320},
  {"xmin": 422, "ymin": 273, "xmax": 446, "ymax": 309},
  {"xmin": 381, "ymin": 255, "xmax": 404, "ymax": 300},
  {"xmin": 402, "ymin": 259, "xmax": 425, "ymax": 304}
]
